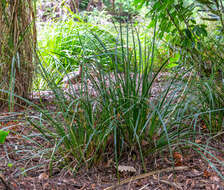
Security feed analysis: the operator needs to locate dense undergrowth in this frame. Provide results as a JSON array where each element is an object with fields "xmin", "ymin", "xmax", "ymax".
[{"xmin": 0, "ymin": 0, "xmax": 223, "ymax": 179}]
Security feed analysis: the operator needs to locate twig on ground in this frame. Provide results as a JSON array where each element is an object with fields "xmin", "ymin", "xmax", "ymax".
[{"xmin": 104, "ymin": 166, "xmax": 189, "ymax": 190}]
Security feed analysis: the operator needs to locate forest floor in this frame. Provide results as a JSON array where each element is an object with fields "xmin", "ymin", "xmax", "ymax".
[
  {"xmin": 0, "ymin": 72, "xmax": 224, "ymax": 190},
  {"xmin": 0, "ymin": 124, "xmax": 224, "ymax": 190}
]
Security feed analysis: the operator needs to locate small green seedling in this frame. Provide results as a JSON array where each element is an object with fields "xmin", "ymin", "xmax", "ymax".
[
  {"xmin": 0, "ymin": 130, "xmax": 9, "ymax": 144},
  {"xmin": 7, "ymin": 163, "xmax": 13, "ymax": 168}
]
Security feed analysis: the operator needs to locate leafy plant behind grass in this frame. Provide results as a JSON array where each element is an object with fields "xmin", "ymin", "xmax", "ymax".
[
  {"xmin": 38, "ymin": 17, "xmax": 118, "ymax": 69},
  {"xmin": 105, "ymin": 0, "xmax": 139, "ymax": 22},
  {"xmin": 36, "ymin": 15, "xmax": 124, "ymax": 90},
  {"xmin": 134, "ymin": 0, "xmax": 224, "ymax": 80}
]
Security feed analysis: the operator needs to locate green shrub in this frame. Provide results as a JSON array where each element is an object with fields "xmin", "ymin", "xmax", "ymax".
[
  {"xmin": 36, "ymin": 15, "xmax": 125, "ymax": 90},
  {"xmin": 38, "ymin": 16, "xmax": 119, "ymax": 73},
  {"xmin": 104, "ymin": 0, "xmax": 139, "ymax": 22}
]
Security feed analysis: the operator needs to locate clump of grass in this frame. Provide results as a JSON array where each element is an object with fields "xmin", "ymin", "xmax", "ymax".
[
  {"xmin": 1, "ymin": 21, "xmax": 223, "ymax": 179},
  {"xmin": 193, "ymin": 78, "xmax": 224, "ymax": 133},
  {"xmin": 184, "ymin": 35, "xmax": 224, "ymax": 133},
  {"xmin": 27, "ymin": 23, "xmax": 194, "ymax": 173}
]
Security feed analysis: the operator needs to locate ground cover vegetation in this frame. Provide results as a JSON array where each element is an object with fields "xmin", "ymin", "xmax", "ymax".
[{"xmin": 0, "ymin": 0, "xmax": 224, "ymax": 189}]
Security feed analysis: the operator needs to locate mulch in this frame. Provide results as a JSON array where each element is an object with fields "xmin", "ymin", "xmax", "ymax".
[
  {"xmin": 0, "ymin": 111, "xmax": 224, "ymax": 190},
  {"xmin": 0, "ymin": 72, "xmax": 223, "ymax": 190}
]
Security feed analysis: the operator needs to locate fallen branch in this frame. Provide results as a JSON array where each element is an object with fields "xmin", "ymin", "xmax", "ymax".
[{"xmin": 104, "ymin": 166, "xmax": 189, "ymax": 190}]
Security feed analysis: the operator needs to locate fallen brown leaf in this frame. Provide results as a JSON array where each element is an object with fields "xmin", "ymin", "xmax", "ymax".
[{"xmin": 203, "ymin": 170, "xmax": 212, "ymax": 178}]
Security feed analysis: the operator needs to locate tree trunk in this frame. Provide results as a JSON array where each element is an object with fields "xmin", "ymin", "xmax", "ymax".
[
  {"xmin": 69, "ymin": 0, "xmax": 81, "ymax": 13},
  {"xmin": 0, "ymin": 0, "xmax": 36, "ymax": 110}
]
